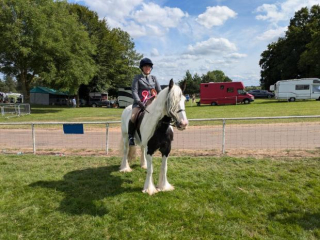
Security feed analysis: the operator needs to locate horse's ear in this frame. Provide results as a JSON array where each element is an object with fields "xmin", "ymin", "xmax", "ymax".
[
  {"xmin": 168, "ymin": 79, "xmax": 174, "ymax": 91},
  {"xmin": 180, "ymin": 80, "xmax": 186, "ymax": 93}
]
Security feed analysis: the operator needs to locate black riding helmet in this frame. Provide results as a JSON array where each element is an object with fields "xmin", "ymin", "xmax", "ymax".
[{"xmin": 139, "ymin": 58, "xmax": 153, "ymax": 70}]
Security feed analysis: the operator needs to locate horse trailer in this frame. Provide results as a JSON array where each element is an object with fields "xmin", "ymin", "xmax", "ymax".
[
  {"xmin": 198, "ymin": 82, "xmax": 254, "ymax": 106},
  {"xmin": 269, "ymin": 78, "xmax": 320, "ymax": 102}
]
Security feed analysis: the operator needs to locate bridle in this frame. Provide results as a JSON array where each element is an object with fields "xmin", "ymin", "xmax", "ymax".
[{"xmin": 168, "ymin": 108, "xmax": 185, "ymax": 127}]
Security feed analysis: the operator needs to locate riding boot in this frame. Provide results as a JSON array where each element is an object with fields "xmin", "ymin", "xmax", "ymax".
[{"xmin": 128, "ymin": 120, "xmax": 136, "ymax": 146}]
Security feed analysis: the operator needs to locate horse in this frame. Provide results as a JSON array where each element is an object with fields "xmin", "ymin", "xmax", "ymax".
[{"xmin": 119, "ymin": 79, "xmax": 188, "ymax": 195}]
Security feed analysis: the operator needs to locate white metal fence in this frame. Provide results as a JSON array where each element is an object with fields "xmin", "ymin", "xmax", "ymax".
[
  {"xmin": 0, "ymin": 104, "xmax": 31, "ymax": 117},
  {"xmin": 0, "ymin": 116, "xmax": 320, "ymax": 155}
]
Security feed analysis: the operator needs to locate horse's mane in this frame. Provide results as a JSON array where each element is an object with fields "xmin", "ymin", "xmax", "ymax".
[
  {"xmin": 166, "ymin": 85, "xmax": 183, "ymax": 118},
  {"xmin": 147, "ymin": 84, "xmax": 182, "ymax": 118}
]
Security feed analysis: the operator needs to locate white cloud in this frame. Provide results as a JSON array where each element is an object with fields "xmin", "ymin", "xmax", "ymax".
[
  {"xmin": 226, "ymin": 53, "xmax": 247, "ymax": 59},
  {"xmin": 205, "ymin": 59, "xmax": 228, "ymax": 65},
  {"xmin": 157, "ymin": 62, "xmax": 179, "ymax": 68},
  {"xmin": 133, "ymin": 2, "xmax": 187, "ymax": 28},
  {"xmin": 255, "ymin": 0, "xmax": 319, "ymax": 23},
  {"xmin": 73, "ymin": 0, "xmax": 143, "ymax": 22},
  {"xmin": 196, "ymin": 6, "xmax": 237, "ymax": 28},
  {"xmin": 256, "ymin": 26, "xmax": 287, "ymax": 41},
  {"xmin": 72, "ymin": 0, "xmax": 187, "ymax": 38},
  {"xmin": 151, "ymin": 48, "xmax": 159, "ymax": 57},
  {"xmin": 187, "ymin": 38, "xmax": 237, "ymax": 55},
  {"xmin": 122, "ymin": 21, "xmax": 146, "ymax": 38},
  {"xmin": 180, "ymin": 54, "xmax": 201, "ymax": 60}
]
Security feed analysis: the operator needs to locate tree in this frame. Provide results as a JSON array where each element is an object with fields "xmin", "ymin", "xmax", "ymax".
[
  {"xmin": 0, "ymin": 75, "xmax": 17, "ymax": 93},
  {"xmin": 0, "ymin": 0, "xmax": 96, "ymax": 102},
  {"xmin": 259, "ymin": 40, "xmax": 285, "ymax": 89},
  {"xmin": 259, "ymin": 5, "xmax": 320, "ymax": 89},
  {"xmin": 201, "ymin": 70, "xmax": 232, "ymax": 83},
  {"xmin": 178, "ymin": 71, "xmax": 202, "ymax": 94},
  {"xmin": 69, "ymin": 4, "xmax": 142, "ymax": 98},
  {"xmin": 299, "ymin": 5, "xmax": 320, "ymax": 77},
  {"xmin": 4, "ymin": 75, "xmax": 17, "ymax": 92}
]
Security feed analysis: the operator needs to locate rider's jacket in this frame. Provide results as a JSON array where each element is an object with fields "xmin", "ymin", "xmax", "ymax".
[{"xmin": 131, "ymin": 74, "xmax": 161, "ymax": 108}]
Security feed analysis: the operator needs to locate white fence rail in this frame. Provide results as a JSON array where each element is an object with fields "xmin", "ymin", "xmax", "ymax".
[
  {"xmin": 0, "ymin": 116, "xmax": 320, "ymax": 155},
  {"xmin": 0, "ymin": 104, "xmax": 31, "ymax": 117}
]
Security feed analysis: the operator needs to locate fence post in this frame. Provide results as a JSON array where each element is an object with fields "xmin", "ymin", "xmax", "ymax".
[
  {"xmin": 18, "ymin": 105, "xmax": 21, "ymax": 116},
  {"xmin": 222, "ymin": 119, "xmax": 226, "ymax": 154},
  {"xmin": 32, "ymin": 124, "xmax": 36, "ymax": 154},
  {"xmin": 1, "ymin": 106, "xmax": 4, "ymax": 116},
  {"xmin": 106, "ymin": 123, "xmax": 109, "ymax": 155}
]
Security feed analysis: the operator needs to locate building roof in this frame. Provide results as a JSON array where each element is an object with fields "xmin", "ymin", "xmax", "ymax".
[{"xmin": 30, "ymin": 86, "xmax": 68, "ymax": 96}]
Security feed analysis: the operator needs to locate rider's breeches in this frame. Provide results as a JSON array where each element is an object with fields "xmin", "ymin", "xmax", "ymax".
[{"xmin": 130, "ymin": 107, "xmax": 140, "ymax": 123}]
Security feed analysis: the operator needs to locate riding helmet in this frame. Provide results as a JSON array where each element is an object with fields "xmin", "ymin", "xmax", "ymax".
[{"xmin": 139, "ymin": 58, "xmax": 153, "ymax": 70}]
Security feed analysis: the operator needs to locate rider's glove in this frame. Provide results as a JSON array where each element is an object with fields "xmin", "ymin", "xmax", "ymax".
[{"xmin": 138, "ymin": 101, "xmax": 145, "ymax": 111}]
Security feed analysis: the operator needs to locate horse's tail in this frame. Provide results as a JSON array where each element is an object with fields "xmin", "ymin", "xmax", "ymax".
[
  {"xmin": 119, "ymin": 137, "xmax": 137, "ymax": 162},
  {"xmin": 128, "ymin": 146, "xmax": 137, "ymax": 163}
]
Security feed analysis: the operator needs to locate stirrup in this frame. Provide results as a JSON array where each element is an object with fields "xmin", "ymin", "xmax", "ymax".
[{"xmin": 129, "ymin": 137, "xmax": 135, "ymax": 146}]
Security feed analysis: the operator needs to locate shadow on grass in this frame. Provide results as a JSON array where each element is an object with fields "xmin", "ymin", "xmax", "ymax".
[
  {"xmin": 269, "ymin": 209, "xmax": 320, "ymax": 230},
  {"xmin": 30, "ymin": 108, "xmax": 63, "ymax": 114},
  {"xmin": 29, "ymin": 164, "xmax": 140, "ymax": 216}
]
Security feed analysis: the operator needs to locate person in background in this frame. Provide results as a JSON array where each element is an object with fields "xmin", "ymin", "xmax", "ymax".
[
  {"xmin": 72, "ymin": 97, "xmax": 76, "ymax": 108},
  {"xmin": 128, "ymin": 58, "xmax": 162, "ymax": 146},
  {"xmin": 192, "ymin": 94, "xmax": 196, "ymax": 104}
]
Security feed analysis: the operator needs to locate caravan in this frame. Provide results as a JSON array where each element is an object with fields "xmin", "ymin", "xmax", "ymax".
[
  {"xmin": 118, "ymin": 87, "xmax": 133, "ymax": 108},
  {"xmin": 270, "ymin": 78, "xmax": 320, "ymax": 102}
]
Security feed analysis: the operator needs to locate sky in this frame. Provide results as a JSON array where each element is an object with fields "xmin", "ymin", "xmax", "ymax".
[{"xmin": 67, "ymin": 0, "xmax": 319, "ymax": 86}]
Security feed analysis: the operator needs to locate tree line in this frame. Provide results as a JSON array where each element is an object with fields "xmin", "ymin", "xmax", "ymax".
[
  {"xmin": 259, "ymin": 5, "xmax": 320, "ymax": 90},
  {"xmin": 179, "ymin": 70, "xmax": 232, "ymax": 95},
  {"xmin": 0, "ymin": 0, "xmax": 141, "ymax": 103}
]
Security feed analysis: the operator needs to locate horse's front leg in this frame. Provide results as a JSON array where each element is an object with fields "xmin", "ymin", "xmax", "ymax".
[
  {"xmin": 119, "ymin": 136, "xmax": 132, "ymax": 172},
  {"xmin": 142, "ymin": 153, "xmax": 158, "ymax": 195},
  {"xmin": 140, "ymin": 146, "xmax": 147, "ymax": 169},
  {"xmin": 157, "ymin": 155, "xmax": 174, "ymax": 192}
]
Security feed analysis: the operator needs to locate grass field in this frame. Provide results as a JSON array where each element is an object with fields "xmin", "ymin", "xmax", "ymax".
[
  {"xmin": 1, "ymin": 154, "xmax": 320, "ymax": 239},
  {"xmin": 1, "ymin": 99, "xmax": 320, "ymax": 124}
]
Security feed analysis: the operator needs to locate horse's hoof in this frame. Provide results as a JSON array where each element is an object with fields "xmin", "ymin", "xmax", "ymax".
[
  {"xmin": 157, "ymin": 184, "xmax": 175, "ymax": 192},
  {"xmin": 119, "ymin": 167, "xmax": 132, "ymax": 173},
  {"xmin": 142, "ymin": 188, "xmax": 158, "ymax": 195},
  {"xmin": 140, "ymin": 165, "xmax": 147, "ymax": 169}
]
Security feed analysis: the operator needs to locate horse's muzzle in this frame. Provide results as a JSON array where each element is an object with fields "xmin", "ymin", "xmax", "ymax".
[{"xmin": 176, "ymin": 119, "xmax": 188, "ymax": 130}]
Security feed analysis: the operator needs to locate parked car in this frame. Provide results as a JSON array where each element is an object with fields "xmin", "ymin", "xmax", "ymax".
[
  {"xmin": 89, "ymin": 99, "xmax": 115, "ymax": 107},
  {"xmin": 248, "ymin": 90, "xmax": 274, "ymax": 98}
]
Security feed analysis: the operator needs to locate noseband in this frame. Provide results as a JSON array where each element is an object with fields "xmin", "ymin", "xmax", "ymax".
[{"xmin": 168, "ymin": 108, "xmax": 185, "ymax": 127}]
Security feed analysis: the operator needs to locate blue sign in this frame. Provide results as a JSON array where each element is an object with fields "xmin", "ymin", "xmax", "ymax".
[{"xmin": 63, "ymin": 124, "xmax": 84, "ymax": 134}]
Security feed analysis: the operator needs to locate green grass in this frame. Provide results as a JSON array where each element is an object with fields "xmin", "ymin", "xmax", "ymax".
[
  {"xmin": 1, "ymin": 154, "xmax": 320, "ymax": 239},
  {"xmin": 0, "ymin": 99, "xmax": 320, "ymax": 125}
]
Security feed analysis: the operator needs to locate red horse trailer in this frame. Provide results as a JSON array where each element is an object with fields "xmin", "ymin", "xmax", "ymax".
[{"xmin": 198, "ymin": 82, "xmax": 254, "ymax": 106}]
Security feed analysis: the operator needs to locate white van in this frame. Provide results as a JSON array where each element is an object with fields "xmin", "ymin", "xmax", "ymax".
[{"xmin": 270, "ymin": 78, "xmax": 320, "ymax": 102}]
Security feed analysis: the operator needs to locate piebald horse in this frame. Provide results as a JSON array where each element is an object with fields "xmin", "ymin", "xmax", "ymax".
[{"xmin": 120, "ymin": 79, "xmax": 188, "ymax": 195}]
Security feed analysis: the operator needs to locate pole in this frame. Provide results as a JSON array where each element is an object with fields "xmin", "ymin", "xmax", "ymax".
[
  {"xmin": 106, "ymin": 123, "xmax": 109, "ymax": 155},
  {"xmin": 32, "ymin": 124, "xmax": 36, "ymax": 154},
  {"xmin": 222, "ymin": 119, "xmax": 226, "ymax": 154}
]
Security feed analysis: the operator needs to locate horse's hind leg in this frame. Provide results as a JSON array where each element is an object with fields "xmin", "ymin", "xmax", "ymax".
[
  {"xmin": 119, "ymin": 136, "xmax": 132, "ymax": 172},
  {"xmin": 140, "ymin": 146, "xmax": 147, "ymax": 169},
  {"xmin": 157, "ymin": 154, "xmax": 174, "ymax": 192}
]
